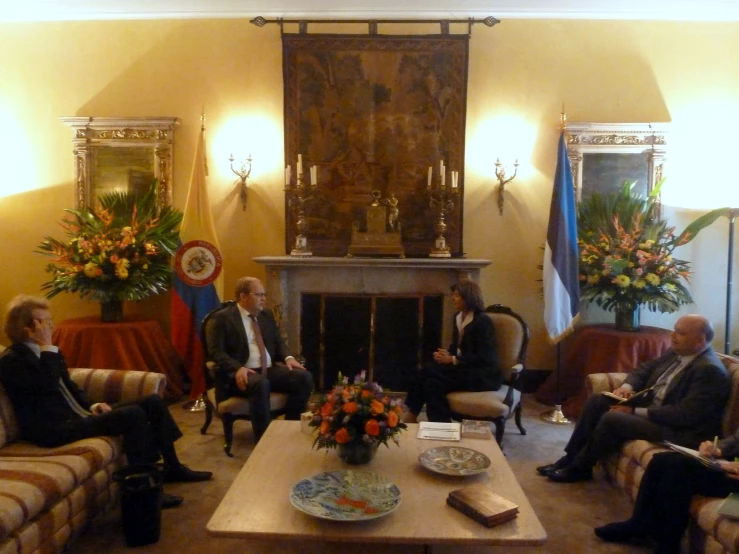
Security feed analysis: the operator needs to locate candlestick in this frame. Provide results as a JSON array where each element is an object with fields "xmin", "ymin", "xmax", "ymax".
[{"xmin": 427, "ymin": 162, "xmax": 459, "ymax": 258}]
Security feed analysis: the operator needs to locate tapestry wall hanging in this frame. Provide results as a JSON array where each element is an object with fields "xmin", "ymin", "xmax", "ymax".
[{"xmin": 282, "ymin": 34, "xmax": 469, "ymax": 257}]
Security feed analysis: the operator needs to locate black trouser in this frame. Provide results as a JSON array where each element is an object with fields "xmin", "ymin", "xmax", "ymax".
[
  {"xmin": 405, "ymin": 363, "xmax": 495, "ymax": 422},
  {"xmin": 38, "ymin": 394, "xmax": 182, "ymax": 465},
  {"xmin": 225, "ymin": 365, "xmax": 314, "ymax": 440},
  {"xmin": 565, "ymin": 394, "xmax": 667, "ymax": 469},
  {"xmin": 629, "ymin": 452, "xmax": 739, "ymax": 554}
]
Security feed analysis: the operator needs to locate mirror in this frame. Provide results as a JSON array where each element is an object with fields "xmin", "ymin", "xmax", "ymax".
[
  {"xmin": 566, "ymin": 122, "xmax": 668, "ymax": 201},
  {"xmin": 61, "ymin": 117, "xmax": 180, "ymax": 209}
]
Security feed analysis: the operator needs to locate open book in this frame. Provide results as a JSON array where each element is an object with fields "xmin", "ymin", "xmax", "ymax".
[
  {"xmin": 417, "ymin": 421, "xmax": 461, "ymax": 441},
  {"xmin": 662, "ymin": 442, "xmax": 727, "ymax": 472},
  {"xmin": 601, "ymin": 387, "xmax": 655, "ymax": 407}
]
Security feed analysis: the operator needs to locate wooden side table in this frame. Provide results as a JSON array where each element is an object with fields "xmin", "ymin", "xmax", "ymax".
[
  {"xmin": 535, "ymin": 324, "xmax": 672, "ymax": 418},
  {"xmin": 52, "ymin": 315, "xmax": 184, "ymax": 399}
]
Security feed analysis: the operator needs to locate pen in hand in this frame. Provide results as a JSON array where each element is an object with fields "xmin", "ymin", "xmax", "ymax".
[{"xmin": 713, "ymin": 435, "xmax": 719, "ymax": 458}]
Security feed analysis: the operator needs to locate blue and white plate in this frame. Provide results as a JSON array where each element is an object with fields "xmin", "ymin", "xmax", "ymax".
[
  {"xmin": 419, "ymin": 446, "xmax": 491, "ymax": 476},
  {"xmin": 290, "ymin": 470, "xmax": 401, "ymax": 521}
]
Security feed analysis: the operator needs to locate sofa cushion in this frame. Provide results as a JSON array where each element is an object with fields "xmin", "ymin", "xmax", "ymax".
[
  {"xmin": 0, "ymin": 451, "xmax": 117, "ymax": 542},
  {"xmin": 0, "ymin": 383, "xmax": 18, "ymax": 450},
  {"xmin": 0, "ymin": 436, "xmax": 120, "ymax": 471}
]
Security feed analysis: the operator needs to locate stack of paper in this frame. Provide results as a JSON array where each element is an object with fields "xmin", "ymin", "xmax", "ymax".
[{"xmin": 417, "ymin": 421, "xmax": 461, "ymax": 441}]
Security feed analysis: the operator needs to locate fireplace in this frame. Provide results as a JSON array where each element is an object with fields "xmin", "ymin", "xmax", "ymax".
[{"xmin": 254, "ymin": 256, "xmax": 491, "ymax": 391}]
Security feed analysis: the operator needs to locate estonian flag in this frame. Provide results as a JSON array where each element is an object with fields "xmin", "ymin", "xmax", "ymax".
[
  {"xmin": 170, "ymin": 126, "xmax": 224, "ymax": 399},
  {"xmin": 543, "ymin": 131, "xmax": 580, "ymax": 343}
]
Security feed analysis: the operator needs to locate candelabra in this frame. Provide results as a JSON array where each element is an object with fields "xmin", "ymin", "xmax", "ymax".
[
  {"xmin": 494, "ymin": 158, "xmax": 518, "ymax": 215},
  {"xmin": 427, "ymin": 161, "xmax": 459, "ymax": 258},
  {"xmin": 284, "ymin": 154, "xmax": 319, "ymax": 257},
  {"xmin": 229, "ymin": 153, "xmax": 252, "ymax": 211}
]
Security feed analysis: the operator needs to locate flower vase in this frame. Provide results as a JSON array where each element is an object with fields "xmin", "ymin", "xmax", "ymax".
[
  {"xmin": 615, "ymin": 305, "xmax": 640, "ymax": 332},
  {"xmin": 337, "ymin": 441, "xmax": 378, "ymax": 465},
  {"xmin": 100, "ymin": 300, "xmax": 124, "ymax": 323}
]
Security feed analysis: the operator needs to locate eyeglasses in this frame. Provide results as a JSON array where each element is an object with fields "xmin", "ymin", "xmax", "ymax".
[{"xmin": 250, "ymin": 292, "xmax": 267, "ymax": 298}]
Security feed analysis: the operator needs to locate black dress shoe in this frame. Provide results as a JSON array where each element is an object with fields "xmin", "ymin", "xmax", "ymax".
[
  {"xmin": 164, "ymin": 464, "xmax": 213, "ymax": 483},
  {"xmin": 161, "ymin": 492, "xmax": 184, "ymax": 509},
  {"xmin": 547, "ymin": 465, "xmax": 593, "ymax": 483},
  {"xmin": 594, "ymin": 520, "xmax": 642, "ymax": 543},
  {"xmin": 536, "ymin": 456, "xmax": 570, "ymax": 476}
]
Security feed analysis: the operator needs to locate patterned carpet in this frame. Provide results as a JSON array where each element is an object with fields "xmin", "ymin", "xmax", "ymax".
[{"xmin": 69, "ymin": 394, "xmax": 649, "ymax": 554}]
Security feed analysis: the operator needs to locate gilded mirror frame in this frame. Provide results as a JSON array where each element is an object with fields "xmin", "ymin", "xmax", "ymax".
[
  {"xmin": 60, "ymin": 117, "xmax": 180, "ymax": 209},
  {"xmin": 565, "ymin": 122, "xmax": 668, "ymax": 201}
]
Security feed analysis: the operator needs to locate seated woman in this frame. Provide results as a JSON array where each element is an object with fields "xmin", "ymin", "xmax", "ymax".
[
  {"xmin": 403, "ymin": 279, "xmax": 502, "ymax": 423},
  {"xmin": 595, "ymin": 433, "xmax": 739, "ymax": 554}
]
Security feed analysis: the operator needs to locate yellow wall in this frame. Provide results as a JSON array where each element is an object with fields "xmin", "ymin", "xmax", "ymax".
[{"xmin": 1, "ymin": 18, "xmax": 738, "ymax": 369}]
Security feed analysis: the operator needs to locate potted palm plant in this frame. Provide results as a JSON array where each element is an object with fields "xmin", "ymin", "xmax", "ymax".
[
  {"xmin": 37, "ymin": 182, "xmax": 183, "ymax": 322},
  {"xmin": 577, "ymin": 181, "xmax": 727, "ymax": 331}
]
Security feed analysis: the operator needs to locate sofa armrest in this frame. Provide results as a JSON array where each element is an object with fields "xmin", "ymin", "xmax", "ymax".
[
  {"xmin": 586, "ymin": 372, "xmax": 629, "ymax": 396},
  {"xmin": 69, "ymin": 368, "xmax": 167, "ymax": 405}
]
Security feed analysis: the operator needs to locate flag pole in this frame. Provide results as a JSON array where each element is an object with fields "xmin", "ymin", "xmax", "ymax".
[
  {"xmin": 540, "ymin": 106, "xmax": 575, "ymax": 425},
  {"xmin": 180, "ymin": 109, "xmax": 212, "ymax": 413}
]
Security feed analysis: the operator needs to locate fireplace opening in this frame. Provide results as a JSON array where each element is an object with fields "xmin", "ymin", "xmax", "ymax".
[{"xmin": 300, "ymin": 293, "xmax": 443, "ymax": 391}]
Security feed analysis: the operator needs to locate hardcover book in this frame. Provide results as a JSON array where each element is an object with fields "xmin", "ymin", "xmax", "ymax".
[
  {"xmin": 461, "ymin": 419, "xmax": 493, "ymax": 440},
  {"xmin": 446, "ymin": 484, "xmax": 519, "ymax": 528}
]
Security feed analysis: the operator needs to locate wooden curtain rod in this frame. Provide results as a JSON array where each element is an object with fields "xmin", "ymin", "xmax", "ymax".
[{"xmin": 249, "ymin": 16, "xmax": 500, "ymax": 35}]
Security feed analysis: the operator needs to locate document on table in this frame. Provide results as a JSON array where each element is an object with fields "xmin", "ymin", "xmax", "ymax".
[{"xmin": 417, "ymin": 421, "xmax": 461, "ymax": 441}]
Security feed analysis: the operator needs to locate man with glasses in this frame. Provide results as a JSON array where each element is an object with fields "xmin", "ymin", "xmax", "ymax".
[{"xmin": 205, "ymin": 276, "xmax": 313, "ymax": 442}]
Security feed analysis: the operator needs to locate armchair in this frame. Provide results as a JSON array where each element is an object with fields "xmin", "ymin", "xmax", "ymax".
[
  {"xmin": 199, "ymin": 301, "xmax": 287, "ymax": 456},
  {"xmin": 446, "ymin": 304, "xmax": 530, "ymax": 446}
]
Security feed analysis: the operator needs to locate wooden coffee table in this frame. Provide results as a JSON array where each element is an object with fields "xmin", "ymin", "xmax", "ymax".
[{"xmin": 207, "ymin": 421, "xmax": 546, "ymax": 551}]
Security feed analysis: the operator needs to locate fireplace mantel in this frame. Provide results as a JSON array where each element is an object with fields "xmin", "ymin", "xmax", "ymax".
[{"xmin": 254, "ymin": 256, "xmax": 491, "ymax": 359}]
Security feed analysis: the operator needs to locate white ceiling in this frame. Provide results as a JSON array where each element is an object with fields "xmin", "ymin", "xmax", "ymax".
[{"xmin": 3, "ymin": 0, "xmax": 739, "ymax": 22}]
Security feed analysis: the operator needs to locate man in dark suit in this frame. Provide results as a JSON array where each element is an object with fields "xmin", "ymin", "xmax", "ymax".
[
  {"xmin": 205, "ymin": 276, "xmax": 313, "ymax": 442},
  {"xmin": 537, "ymin": 314, "xmax": 730, "ymax": 483},
  {"xmin": 0, "ymin": 295, "xmax": 212, "ymax": 508},
  {"xmin": 403, "ymin": 279, "xmax": 501, "ymax": 423}
]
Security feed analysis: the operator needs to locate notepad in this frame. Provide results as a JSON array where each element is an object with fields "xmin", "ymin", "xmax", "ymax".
[
  {"xmin": 718, "ymin": 493, "xmax": 739, "ymax": 519},
  {"xmin": 417, "ymin": 421, "xmax": 461, "ymax": 441}
]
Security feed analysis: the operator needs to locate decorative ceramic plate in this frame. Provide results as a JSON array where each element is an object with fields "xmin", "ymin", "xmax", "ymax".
[
  {"xmin": 418, "ymin": 446, "xmax": 491, "ymax": 476},
  {"xmin": 290, "ymin": 470, "xmax": 401, "ymax": 521}
]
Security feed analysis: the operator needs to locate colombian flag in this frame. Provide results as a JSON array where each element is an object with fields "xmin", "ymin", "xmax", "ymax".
[{"xmin": 171, "ymin": 125, "xmax": 224, "ymax": 399}]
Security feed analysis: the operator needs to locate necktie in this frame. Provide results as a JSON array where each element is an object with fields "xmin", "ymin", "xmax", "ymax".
[
  {"xmin": 652, "ymin": 357, "xmax": 682, "ymax": 404},
  {"xmin": 249, "ymin": 314, "xmax": 268, "ymax": 375}
]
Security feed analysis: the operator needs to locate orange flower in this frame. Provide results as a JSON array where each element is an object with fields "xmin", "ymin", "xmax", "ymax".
[
  {"xmin": 365, "ymin": 419, "xmax": 380, "ymax": 436},
  {"xmin": 335, "ymin": 428, "xmax": 351, "ymax": 443},
  {"xmin": 387, "ymin": 410, "xmax": 399, "ymax": 428},
  {"xmin": 319, "ymin": 420, "xmax": 330, "ymax": 435},
  {"xmin": 361, "ymin": 390, "xmax": 371, "ymax": 398},
  {"xmin": 343, "ymin": 401, "xmax": 358, "ymax": 414},
  {"xmin": 370, "ymin": 400, "xmax": 385, "ymax": 415},
  {"xmin": 321, "ymin": 402, "xmax": 335, "ymax": 417}
]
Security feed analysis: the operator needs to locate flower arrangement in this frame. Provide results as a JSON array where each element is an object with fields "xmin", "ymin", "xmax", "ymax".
[
  {"xmin": 578, "ymin": 181, "xmax": 726, "ymax": 313},
  {"xmin": 36, "ymin": 183, "xmax": 183, "ymax": 302},
  {"xmin": 311, "ymin": 371, "xmax": 407, "ymax": 451}
]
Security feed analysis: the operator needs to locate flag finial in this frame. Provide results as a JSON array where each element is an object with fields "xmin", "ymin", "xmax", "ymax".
[
  {"xmin": 200, "ymin": 108, "xmax": 206, "ymax": 132},
  {"xmin": 560, "ymin": 105, "xmax": 567, "ymax": 131}
]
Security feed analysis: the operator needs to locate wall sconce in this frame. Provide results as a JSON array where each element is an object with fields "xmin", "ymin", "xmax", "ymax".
[
  {"xmin": 229, "ymin": 153, "xmax": 253, "ymax": 211},
  {"xmin": 494, "ymin": 158, "xmax": 518, "ymax": 215}
]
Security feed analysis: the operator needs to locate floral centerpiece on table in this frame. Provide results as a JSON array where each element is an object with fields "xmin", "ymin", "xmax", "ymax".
[
  {"xmin": 36, "ymin": 183, "xmax": 183, "ymax": 304},
  {"xmin": 578, "ymin": 181, "xmax": 726, "ymax": 315},
  {"xmin": 311, "ymin": 371, "xmax": 407, "ymax": 463}
]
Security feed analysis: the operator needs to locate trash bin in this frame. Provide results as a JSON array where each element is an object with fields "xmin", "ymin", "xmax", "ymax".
[{"xmin": 113, "ymin": 464, "xmax": 162, "ymax": 547}]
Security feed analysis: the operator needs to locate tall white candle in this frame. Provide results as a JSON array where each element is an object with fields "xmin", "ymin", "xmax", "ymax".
[
  {"xmin": 441, "ymin": 164, "xmax": 446, "ymax": 189},
  {"xmin": 285, "ymin": 165, "xmax": 291, "ymax": 186},
  {"xmin": 310, "ymin": 165, "xmax": 317, "ymax": 186},
  {"xmin": 297, "ymin": 154, "xmax": 303, "ymax": 179},
  {"xmin": 427, "ymin": 167, "xmax": 432, "ymax": 189}
]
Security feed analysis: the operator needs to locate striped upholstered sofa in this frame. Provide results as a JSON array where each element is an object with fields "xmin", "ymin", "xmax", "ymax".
[
  {"xmin": 587, "ymin": 353, "xmax": 739, "ymax": 554},
  {"xmin": 0, "ymin": 367, "xmax": 166, "ymax": 554}
]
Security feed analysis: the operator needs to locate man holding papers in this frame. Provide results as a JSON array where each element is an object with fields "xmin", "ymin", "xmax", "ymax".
[
  {"xmin": 594, "ymin": 436, "xmax": 739, "ymax": 554},
  {"xmin": 537, "ymin": 315, "xmax": 729, "ymax": 483}
]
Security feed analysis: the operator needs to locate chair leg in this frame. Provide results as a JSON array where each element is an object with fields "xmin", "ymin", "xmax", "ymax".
[
  {"xmin": 222, "ymin": 414, "xmax": 236, "ymax": 457},
  {"xmin": 200, "ymin": 395, "xmax": 213, "ymax": 435},
  {"xmin": 492, "ymin": 417, "xmax": 505, "ymax": 446},
  {"xmin": 514, "ymin": 401, "xmax": 527, "ymax": 435}
]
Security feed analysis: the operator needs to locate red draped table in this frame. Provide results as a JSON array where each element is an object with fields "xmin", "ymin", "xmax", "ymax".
[
  {"xmin": 52, "ymin": 315, "xmax": 184, "ymax": 400},
  {"xmin": 535, "ymin": 323, "xmax": 672, "ymax": 418}
]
